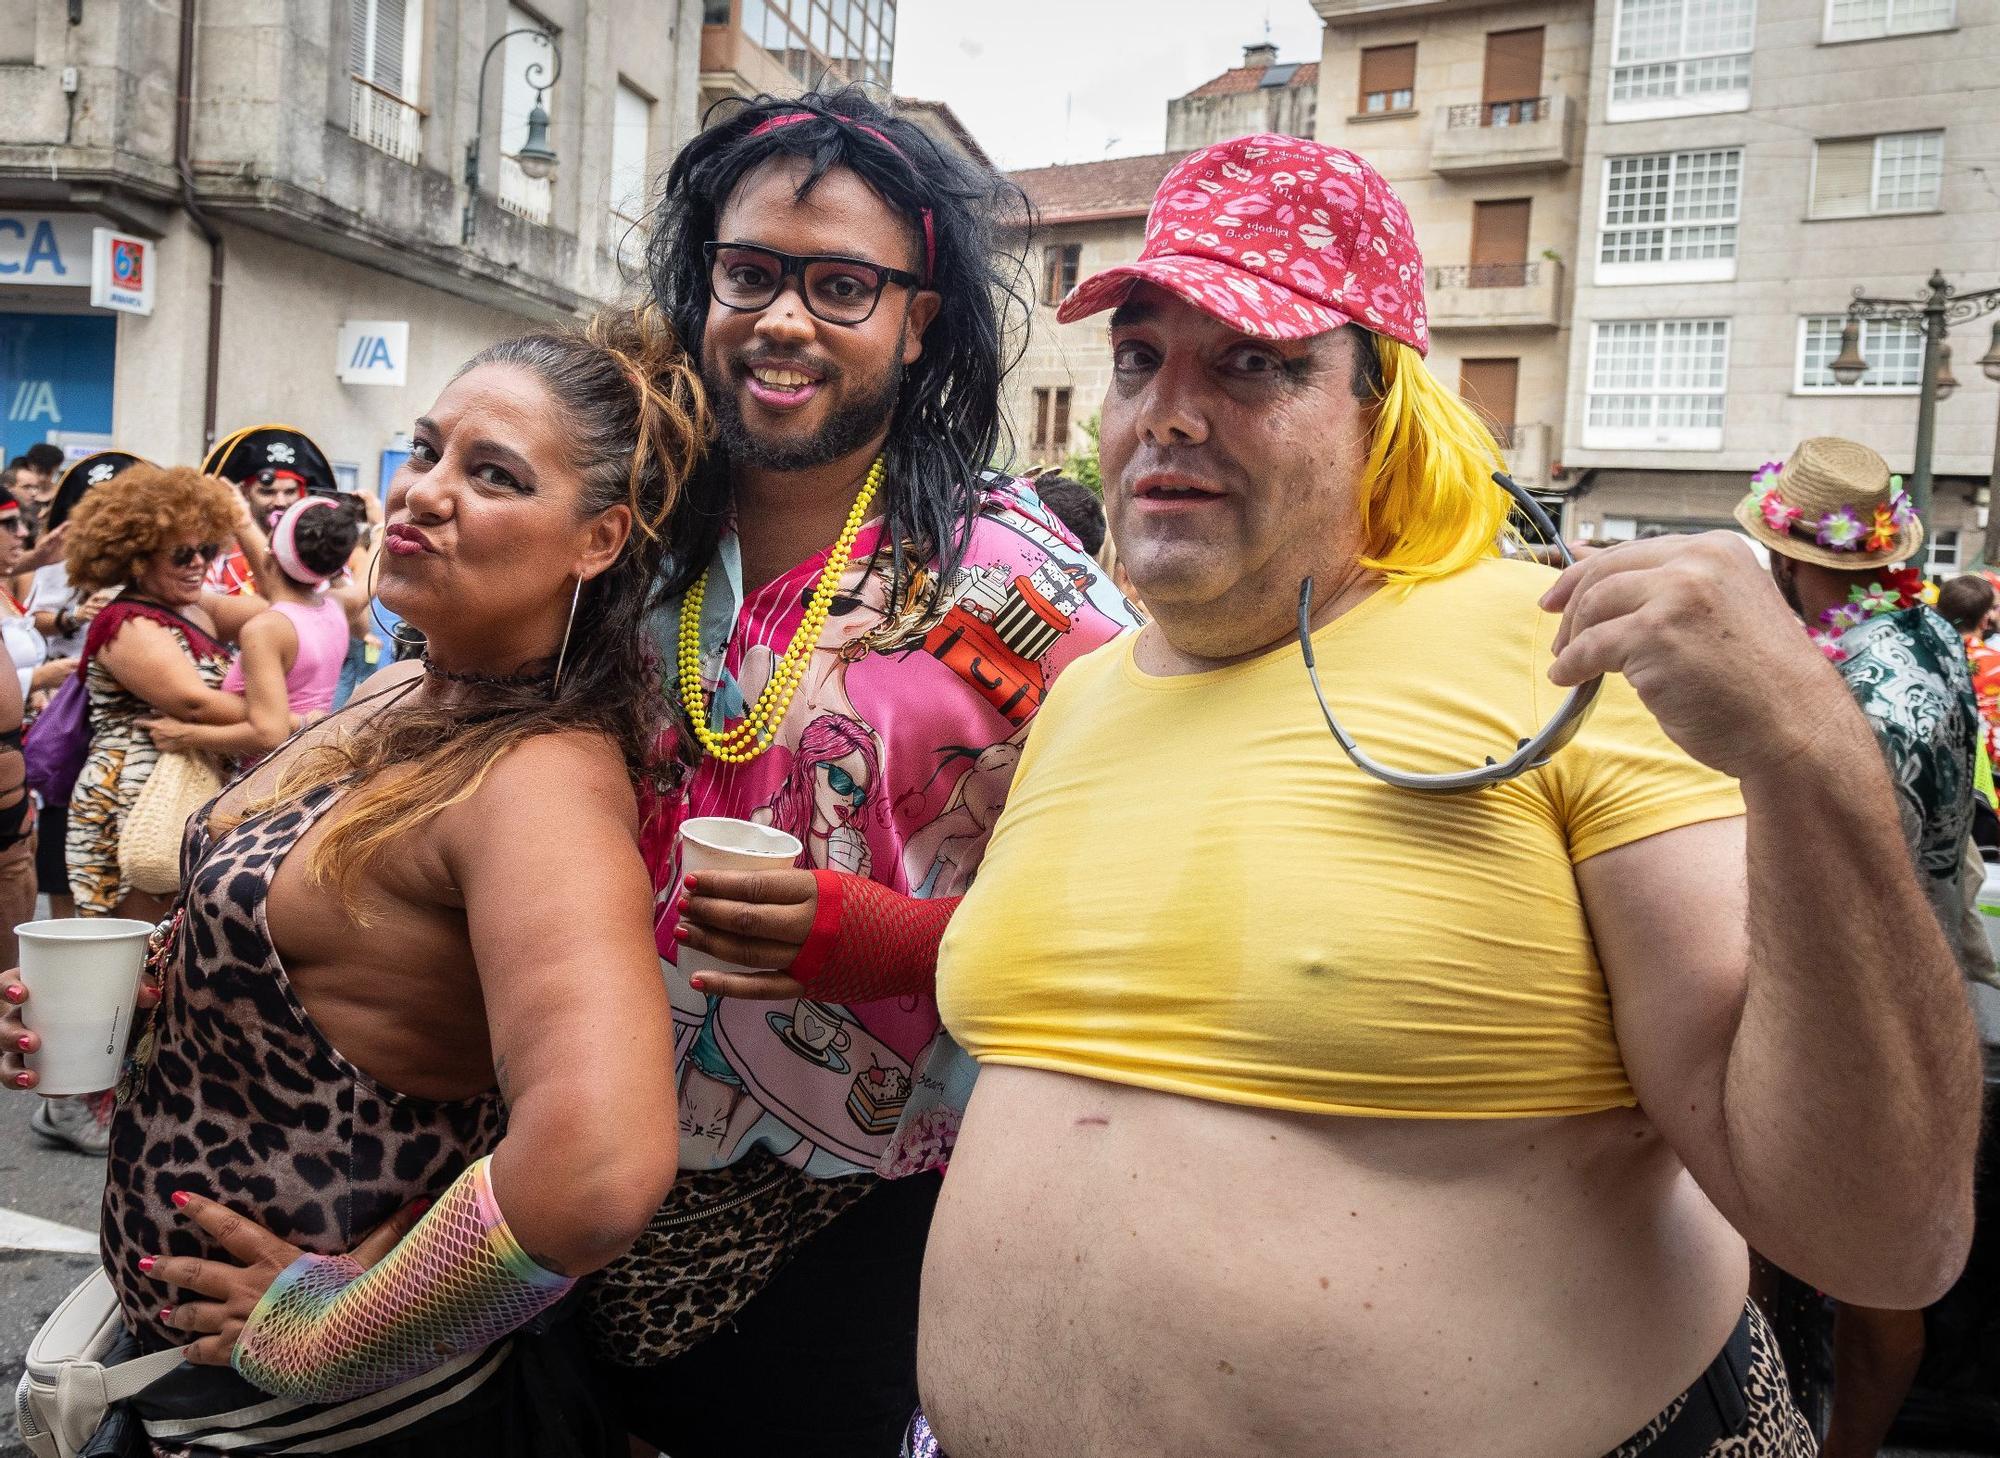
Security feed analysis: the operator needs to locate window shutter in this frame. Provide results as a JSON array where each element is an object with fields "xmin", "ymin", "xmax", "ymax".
[
  {"xmin": 1458, "ymin": 359, "xmax": 1519, "ymax": 429},
  {"xmin": 1471, "ymin": 199, "xmax": 1531, "ymax": 267},
  {"xmin": 1482, "ymin": 28, "xmax": 1543, "ymax": 105},
  {"xmin": 367, "ymin": 0, "xmax": 405, "ymax": 89},
  {"xmin": 1052, "ymin": 389, "xmax": 1072, "ymax": 454},
  {"xmin": 1033, "ymin": 389, "xmax": 1050, "ymax": 450},
  {"xmin": 349, "ymin": 0, "xmax": 369, "ymax": 78},
  {"xmin": 1359, "ymin": 44, "xmax": 1416, "ymax": 103},
  {"xmin": 1811, "ymin": 138, "xmax": 1874, "ymax": 218}
]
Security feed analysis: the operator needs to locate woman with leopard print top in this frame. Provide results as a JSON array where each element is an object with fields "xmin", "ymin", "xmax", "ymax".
[{"xmin": 3, "ymin": 308, "xmax": 707, "ymax": 1456}]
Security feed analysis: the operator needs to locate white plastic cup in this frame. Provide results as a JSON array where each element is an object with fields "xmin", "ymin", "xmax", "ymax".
[
  {"xmin": 676, "ymin": 817, "xmax": 804, "ymax": 981},
  {"xmin": 15, "ymin": 918, "xmax": 153, "ymax": 1096}
]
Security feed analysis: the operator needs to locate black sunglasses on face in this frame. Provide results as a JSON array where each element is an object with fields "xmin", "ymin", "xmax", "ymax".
[
  {"xmin": 703, "ymin": 242, "xmax": 924, "ymax": 326},
  {"xmin": 167, "ymin": 542, "xmax": 222, "ymax": 569}
]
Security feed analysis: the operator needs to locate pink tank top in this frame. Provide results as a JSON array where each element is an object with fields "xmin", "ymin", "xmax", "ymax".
[{"xmin": 221, "ymin": 597, "xmax": 350, "ymax": 716}]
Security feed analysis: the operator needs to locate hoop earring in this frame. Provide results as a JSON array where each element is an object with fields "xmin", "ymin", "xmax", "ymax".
[
  {"xmin": 551, "ymin": 575, "xmax": 582, "ymax": 696},
  {"xmin": 364, "ymin": 546, "xmax": 426, "ymax": 654}
]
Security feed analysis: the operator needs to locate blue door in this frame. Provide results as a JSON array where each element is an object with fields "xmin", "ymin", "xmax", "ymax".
[{"xmin": 0, "ymin": 313, "xmax": 115, "ymax": 461}]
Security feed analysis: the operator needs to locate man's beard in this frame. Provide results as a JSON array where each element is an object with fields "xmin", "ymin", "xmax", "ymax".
[{"xmin": 705, "ymin": 334, "xmax": 905, "ymax": 474}]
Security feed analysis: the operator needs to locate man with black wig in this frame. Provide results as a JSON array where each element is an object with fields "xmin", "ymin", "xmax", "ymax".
[{"xmin": 580, "ymin": 86, "xmax": 1133, "ymax": 1454}]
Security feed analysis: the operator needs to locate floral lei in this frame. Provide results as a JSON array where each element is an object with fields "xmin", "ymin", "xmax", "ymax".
[
  {"xmin": 1808, "ymin": 564, "xmax": 1925, "ymax": 663},
  {"xmin": 1746, "ymin": 459, "xmax": 1917, "ymax": 553}
]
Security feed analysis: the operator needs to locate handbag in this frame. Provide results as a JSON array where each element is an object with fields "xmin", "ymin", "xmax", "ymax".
[
  {"xmin": 15, "ymin": 1269, "xmax": 180, "ymax": 1458},
  {"xmin": 23, "ymin": 672, "xmax": 89, "ymax": 808},
  {"xmin": 119, "ymin": 750, "xmax": 221, "ymax": 896}
]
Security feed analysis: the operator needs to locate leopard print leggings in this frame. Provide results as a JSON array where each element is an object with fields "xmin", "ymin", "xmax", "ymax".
[{"xmin": 901, "ymin": 1301, "xmax": 1816, "ymax": 1458}]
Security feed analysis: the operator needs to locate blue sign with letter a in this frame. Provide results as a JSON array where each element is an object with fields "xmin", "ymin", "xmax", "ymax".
[{"xmin": 0, "ymin": 313, "xmax": 115, "ymax": 462}]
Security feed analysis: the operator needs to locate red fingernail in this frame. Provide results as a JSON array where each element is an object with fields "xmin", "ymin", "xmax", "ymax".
[
  {"xmin": 138, "ymin": 1256, "xmax": 156, "ymax": 1274},
  {"xmin": 689, "ymin": 975, "xmax": 707, "ymax": 991},
  {"xmin": 683, "ymin": 874, "xmax": 698, "ymax": 892},
  {"xmin": 171, "ymin": 1191, "xmax": 190, "ymax": 1209},
  {"xmin": 673, "ymin": 922, "xmax": 691, "ymax": 943},
  {"xmin": 676, "ymin": 895, "xmax": 691, "ymax": 915},
  {"xmin": 409, "ymin": 1197, "xmax": 432, "ymax": 1216},
  {"xmin": 158, "ymin": 1306, "xmax": 173, "ymax": 1323},
  {"xmin": 11, "ymin": 1072, "xmax": 30, "ymax": 1089},
  {"xmin": 3, "ymin": 984, "xmax": 24, "ymax": 1003}
]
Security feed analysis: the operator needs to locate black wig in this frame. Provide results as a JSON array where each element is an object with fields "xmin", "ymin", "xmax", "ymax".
[{"xmin": 647, "ymin": 85, "xmax": 1033, "ymax": 613}]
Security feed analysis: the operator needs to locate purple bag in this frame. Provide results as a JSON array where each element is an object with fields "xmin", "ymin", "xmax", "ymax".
[{"xmin": 24, "ymin": 670, "xmax": 90, "ymax": 808}]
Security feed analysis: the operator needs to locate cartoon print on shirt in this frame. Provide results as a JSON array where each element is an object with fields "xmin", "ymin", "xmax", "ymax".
[{"xmin": 646, "ymin": 481, "xmax": 1136, "ymax": 1178}]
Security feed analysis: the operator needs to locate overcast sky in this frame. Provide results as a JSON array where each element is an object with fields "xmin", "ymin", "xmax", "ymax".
[{"xmin": 894, "ymin": 0, "xmax": 1327, "ymax": 173}]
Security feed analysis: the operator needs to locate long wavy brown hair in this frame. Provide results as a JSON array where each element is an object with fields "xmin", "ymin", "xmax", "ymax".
[{"xmin": 265, "ymin": 306, "xmax": 709, "ymax": 906}]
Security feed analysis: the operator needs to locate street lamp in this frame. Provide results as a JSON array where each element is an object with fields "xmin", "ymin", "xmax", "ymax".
[
  {"xmin": 461, "ymin": 26, "xmax": 563, "ymax": 246},
  {"xmin": 1837, "ymin": 269, "xmax": 2000, "ymax": 539}
]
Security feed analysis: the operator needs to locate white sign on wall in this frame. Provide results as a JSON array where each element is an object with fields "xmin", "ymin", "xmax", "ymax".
[
  {"xmin": 0, "ymin": 213, "xmax": 96, "ymax": 286},
  {"xmin": 90, "ymin": 228, "xmax": 155, "ymax": 315},
  {"xmin": 336, "ymin": 320, "xmax": 409, "ymax": 387}
]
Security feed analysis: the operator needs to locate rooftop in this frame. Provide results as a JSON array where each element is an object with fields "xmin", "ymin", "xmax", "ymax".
[
  {"xmin": 893, "ymin": 97, "xmax": 996, "ymax": 171},
  {"xmin": 1005, "ymin": 150, "xmax": 1184, "ymax": 225},
  {"xmin": 1182, "ymin": 59, "xmax": 1320, "ymax": 99}
]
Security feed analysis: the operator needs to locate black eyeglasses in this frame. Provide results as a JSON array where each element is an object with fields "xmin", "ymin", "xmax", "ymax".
[
  {"xmin": 703, "ymin": 242, "xmax": 925, "ymax": 326},
  {"xmin": 168, "ymin": 542, "xmax": 222, "ymax": 569},
  {"xmin": 1299, "ymin": 472, "xmax": 1604, "ymax": 795}
]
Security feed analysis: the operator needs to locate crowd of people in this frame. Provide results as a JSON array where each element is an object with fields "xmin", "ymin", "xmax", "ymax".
[{"xmin": 0, "ymin": 88, "xmax": 1989, "ymax": 1458}]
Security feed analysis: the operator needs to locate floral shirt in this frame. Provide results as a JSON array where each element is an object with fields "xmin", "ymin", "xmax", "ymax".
[
  {"xmin": 1837, "ymin": 605, "xmax": 1980, "ymax": 952},
  {"xmin": 1961, "ymin": 631, "xmax": 2000, "ymax": 764},
  {"xmin": 643, "ymin": 480, "xmax": 1136, "ymax": 1180}
]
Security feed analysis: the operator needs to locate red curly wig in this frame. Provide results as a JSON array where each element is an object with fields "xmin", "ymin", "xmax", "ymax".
[{"xmin": 64, "ymin": 465, "xmax": 241, "ymax": 593}]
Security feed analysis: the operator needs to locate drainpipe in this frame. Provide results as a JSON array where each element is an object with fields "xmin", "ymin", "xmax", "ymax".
[{"xmin": 174, "ymin": 0, "xmax": 223, "ymax": 451}]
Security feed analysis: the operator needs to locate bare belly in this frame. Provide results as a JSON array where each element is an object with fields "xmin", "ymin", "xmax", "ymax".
[{"xmin": 918, "ymin": 1066, "xmax": 1747, "ymax": 1458}]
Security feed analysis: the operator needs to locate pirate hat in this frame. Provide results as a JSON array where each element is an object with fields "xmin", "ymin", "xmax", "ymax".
[
  {"xmin": 202, "ymin": 423, "xmax": 337, "ymax": 497},
  {"xmin": 49, "ymin": 450, "xmax": 151, "ymax": 531}
]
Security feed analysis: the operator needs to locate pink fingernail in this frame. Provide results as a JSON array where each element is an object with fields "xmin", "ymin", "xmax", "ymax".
[
  {"xmin": 138, "ymin": 1256, "xmax": 156, "ymax": 1274},
  {"xmin": 171, "ymin": 1191, "xmax": 191, "ymax": 1209},
  {"xmin": 158, "ymin": 1306, "xmax": 173, "ymax": 1323},
  {"xmin": 3, "ymin": 984, "xmax": 23, "ymax": 1004},
  {"xmin": 11, "ymin": 1072, "xmax": 30, "ymax": 1089}
]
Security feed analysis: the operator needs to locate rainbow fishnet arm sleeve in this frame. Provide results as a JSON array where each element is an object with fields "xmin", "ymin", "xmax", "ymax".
[
  {"xmin": 231, "ymin": 1157, "xmax": 573, "ymax": 1402},
  {"xmin": 787, "ymin": 870, "xmax": 960, "ymax": 1003}
]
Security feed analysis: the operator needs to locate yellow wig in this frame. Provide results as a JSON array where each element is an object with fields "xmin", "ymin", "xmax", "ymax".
[{"xmin": 1355, "ymin": 336, "xmax": 1514, "ymax": 587}]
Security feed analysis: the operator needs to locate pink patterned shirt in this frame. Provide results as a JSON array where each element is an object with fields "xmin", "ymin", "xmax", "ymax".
[{"xmin": 643, "ymin": 481, "xmax": 1135, "ymax": 1180}]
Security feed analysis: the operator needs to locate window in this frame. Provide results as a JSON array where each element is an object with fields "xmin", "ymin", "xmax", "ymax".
[
  {"xmin": 1584, "ymin": 319, "xmax": 1730, "ymax": 449},
  {"xmin": 1609, "ymin": 0, "xmax": 1754, "ymax": 120},
  {"xmin": 347, "ymin": 0, "xmax": 424, "ymax": 162},
  {"xmin": 1032, "ymin": 387, "xmax": 1073, "ymax": 455},
  {"xmin": 1810, "ymin": 131, "xmax": 1943, "ymax": 217},
  {"xmin": 1825, "ymin": 0, "xmax": 1953, "ymax": 41},
  {"xmin": 1042, "ymin": 244, "xmax": 1080, "ymax": 306},
  {"xmin": 1358, "ymin": 43, "xmax": 1416, "ymax": 114},
  {"xmin": 1796, "ymin": 315, "xmax": 1925, "ymax": 391},
  {"xmin": 609, "ymin": 82, "xmax": 652, "ymax": 241},
  {"xmin": 1929, "ymin": 528, "xmax": 1962, "ymax": 573},
  {"xmin": 1597, "ymin": 148, "xmax": 1741, "ymax": 283},
  {"xmin": 703, "ymin": 0, "xmax": 730, "ymax": 21}
]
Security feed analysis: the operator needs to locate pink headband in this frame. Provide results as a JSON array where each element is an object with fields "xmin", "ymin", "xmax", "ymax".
[
  {"xmin": 746, "ymin": 111, "xmax": 935, "ymax": 280},
  {"xmin": 271, "ymin": 495, "xmax": 338, "ymax": 588}
]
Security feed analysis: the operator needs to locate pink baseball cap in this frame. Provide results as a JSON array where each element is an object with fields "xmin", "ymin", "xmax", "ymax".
[{"xmin": 1056, "ymin": 134, "xmax": 1429, "ymax": 354}]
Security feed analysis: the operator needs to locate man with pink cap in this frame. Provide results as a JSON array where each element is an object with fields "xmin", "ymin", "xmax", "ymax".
[{"xmin": 914, "ymin": 136, "xmax": 1981, "ymax": 1456}]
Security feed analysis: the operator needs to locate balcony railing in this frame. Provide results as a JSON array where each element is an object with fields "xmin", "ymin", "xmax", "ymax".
[
  {"xmin": 1447, "ymin": 97, "xmax": 1550, "ymax": 129},
  {"xmin": 500, "ymin": 155, "xmax": 554, "ymax": 225},
  {"xmin": 347, "ymin": 76, "xmax": 423, "ymax": 165},
  {"xmin": 1427, "ymin": 261, "xmax": 1541, "ymax": 290}
]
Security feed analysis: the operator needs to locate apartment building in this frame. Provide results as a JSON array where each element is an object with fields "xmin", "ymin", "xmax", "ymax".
[
  {"xmin": 1001, "ymin": 44, "xmax": 1317, "ymax": 471},
  {"xmin": 698, "ymin": 0, "xmax": 894, "ymax": 115},
  {"xmin": 1003, "ymin": 152, "xmax": 1183, "ymax": 471},
  {"xmin": 1, "ymin": 0, "xmax": 700, "ymax": 483},
  {"xmin": 1165, "ymin": 42, "xmax": 1320, "ymax": 151},
  {"xmin": 1561, "ymin": 0, "xmax": 2000, "ymax": 570},
  {"xmin": 1312, "ymin": 0, "xmax": 1595, "ymax": 491}
]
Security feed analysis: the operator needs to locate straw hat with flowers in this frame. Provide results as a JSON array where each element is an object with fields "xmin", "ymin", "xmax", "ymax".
[{"xmin": 1734, "ymin": 436, "xmax": 1921, "ymax": 569}]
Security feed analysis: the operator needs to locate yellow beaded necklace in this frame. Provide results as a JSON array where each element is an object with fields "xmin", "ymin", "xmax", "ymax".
[{"xmin": 676, "ymin": 455, "xmax": 885, "ymax": 764}]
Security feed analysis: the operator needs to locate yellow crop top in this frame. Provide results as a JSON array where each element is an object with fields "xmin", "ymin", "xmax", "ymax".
[{"xmin": 936, "ymin": 556, "xmax": 1746, "ymax": 1118}]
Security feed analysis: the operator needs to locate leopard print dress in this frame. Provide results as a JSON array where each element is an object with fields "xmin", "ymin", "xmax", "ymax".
[{"xmin": 102, "ymin": 781, "xmax": 506, "ymax": 1351}]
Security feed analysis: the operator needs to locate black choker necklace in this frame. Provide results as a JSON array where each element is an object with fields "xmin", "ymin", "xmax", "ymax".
[{"xmin": 422, "ymin": 657, "xmax": 555, "ymax": 691}]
